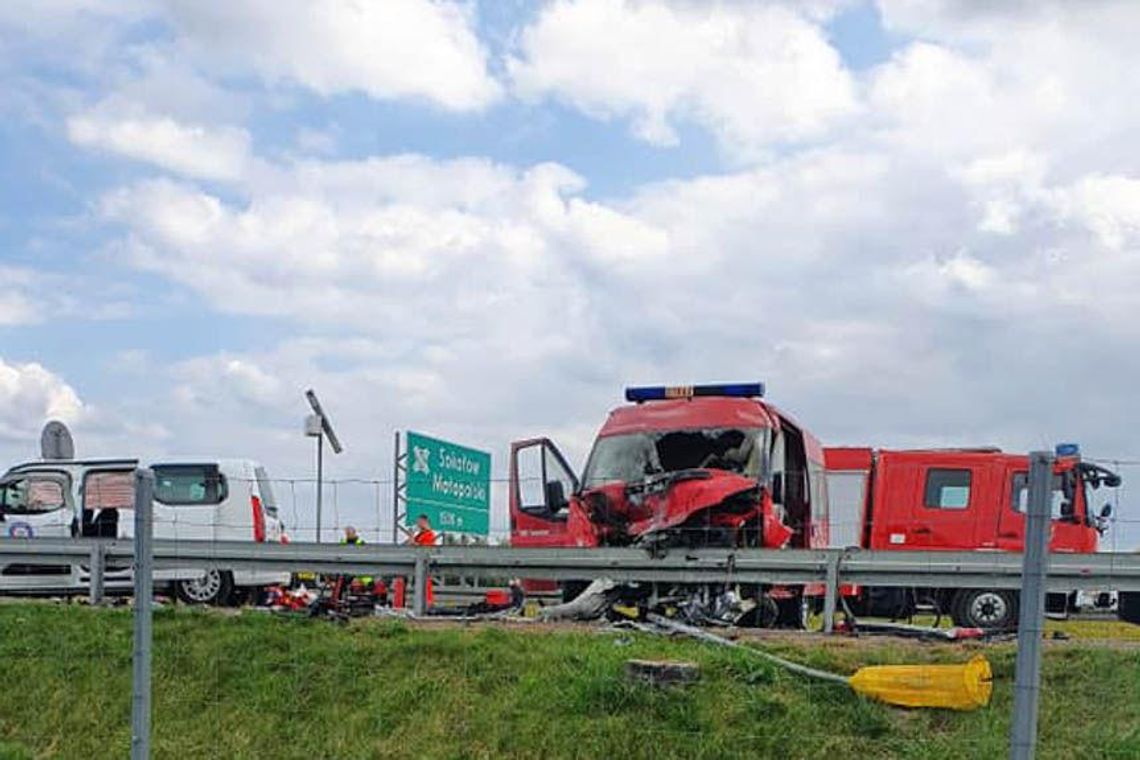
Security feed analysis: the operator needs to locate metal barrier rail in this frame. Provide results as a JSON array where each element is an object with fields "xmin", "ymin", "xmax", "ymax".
[{"xmin": 3, "ymin": 538, "xmax": 1139, "ymax": 593}]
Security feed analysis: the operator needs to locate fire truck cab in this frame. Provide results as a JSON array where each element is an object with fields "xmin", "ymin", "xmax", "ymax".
[
  {"xmin": 509, "ymin": 383, "xmax": 828, "ymax": 626},
  {"xmin": 824, "ymin": 445, "xmax": 1120, "ymax": 628}
]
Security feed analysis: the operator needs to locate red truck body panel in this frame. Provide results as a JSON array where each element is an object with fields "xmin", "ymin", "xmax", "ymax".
[
  {"xmin": 598, "ymin": 397, "xmax": 778, "ymax": 436},
  {"xmin": 823, "ymin": 447, "xmax": 1099, "ymax": 555}
]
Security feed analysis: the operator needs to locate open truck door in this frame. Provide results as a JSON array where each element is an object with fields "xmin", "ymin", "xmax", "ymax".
[{"xmin": 509, "ymin": 438, "xmax": 578, "ymax": 548}]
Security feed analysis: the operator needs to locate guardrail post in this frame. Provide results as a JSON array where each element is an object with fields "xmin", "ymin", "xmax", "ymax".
[
  {"xmin": 131, "ymin": 469, "xmax": 155, "ymax": 760},
  {"xmin": 88, "ymin": 542, "xmax": 105, "ymax": 606},
  {"xmin": 822, "ymin": 552, "xmax": 841, "ymax": 633},
  {"xmin": 1010, "ymin": 451, "xmax": 1053, "ymax": 760},
  {"xmin": 413, "ymin": 554, "xmax": 429, "ymax": 616}
]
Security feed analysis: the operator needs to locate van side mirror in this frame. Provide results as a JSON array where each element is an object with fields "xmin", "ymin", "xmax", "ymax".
[
  {"xmin": 771, "ymin": 472, "xmax": 784, "ymax": 505},
  {"xmin": 545, "ymin": 480, "xmax": 568, "ymax": 513}
]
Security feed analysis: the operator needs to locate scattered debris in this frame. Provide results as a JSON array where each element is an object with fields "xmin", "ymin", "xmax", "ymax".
[
  {"xmin": 836, "ymin": 619, "xmax": 988, "ymax": 642},
  {"xmin": 625, "ymin": 659, "xmax": 700, "ymax": 687},
  {"xmin": 645, "ymin": 613, "xmax": 993, "ymax": 710},
  {"xmin": 539, "ymin": 578, "xmax": 618, "ymax": 621}
]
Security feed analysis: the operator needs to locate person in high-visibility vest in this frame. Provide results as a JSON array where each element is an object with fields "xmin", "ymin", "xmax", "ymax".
[
  {"xmin": 340, "ymin": 526, "xmax": 374, "ymax": 592},
  {"xmin": 411, "ymin": 514, "xmax": 437, "ymax": 547},
  {"xmin": 401, "ymin": 514, "xmax": 436, "ymax": 606}
]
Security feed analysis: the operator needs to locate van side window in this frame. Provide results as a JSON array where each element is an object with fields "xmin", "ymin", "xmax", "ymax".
[
  {"xmin": 83, "ymin": 471, "xmax": 135, "ymax": 510},
  {"xmin": 0, "ymin": 475, "xmax": 69, "ymax": 515},
  {"xmin": 153, "ymin": 465, "xmax": 227, "ymax": 506},
  {"xmin": 924, "ymin": 469, "xmax": 971, "ymax": 509}
]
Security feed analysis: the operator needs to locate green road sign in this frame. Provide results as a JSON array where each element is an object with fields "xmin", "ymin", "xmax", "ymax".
[{"xmin": 405, "ymin": 431, "xmax": 491, "ymax": 535}]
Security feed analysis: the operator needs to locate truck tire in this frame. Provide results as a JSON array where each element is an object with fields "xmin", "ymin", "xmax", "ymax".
[
  {"xmin": 951, "ymin": 589, "xmax": 1018, "ymax": 630},
  {"xmin": 175, "ymin": 570, "xmax": 235, "ymax": 606},
  {"xmin": 775, "ymin": 593, "xmax": 812, "ymax": 629},
  {"xmin": 1119, "ymin": 592, "xmax": 1140, "ymax": 625}
]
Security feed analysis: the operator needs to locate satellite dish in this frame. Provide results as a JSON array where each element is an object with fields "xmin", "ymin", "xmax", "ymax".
[{"xmin": 40, "ymin": 420, "xmax": 75, "ymax": 460}]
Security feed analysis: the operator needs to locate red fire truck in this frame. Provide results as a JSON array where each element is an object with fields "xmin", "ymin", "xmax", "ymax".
[
  {"xmin": 509, "ymin": 383, "xmax": 828, "ymax": 626},
  {"xmin": 824, "ymin": 446, "xmax": 1121, "ymax": 629},
  {"xmin": 508, "ymin": 382, "xmax": 1129, "ymax": 629}
]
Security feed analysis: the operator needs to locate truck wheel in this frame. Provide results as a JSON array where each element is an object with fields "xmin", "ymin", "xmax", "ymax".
[
  {"xmin": 1119, "ymin": 592, "xmax": 1140, "ymax": 625},
  {"xmin": 175, "ymin": 570, "xmax": 235, "ymax": 606},
  {"xmin": 775, "ymin": 594, "xmax": 812, "ymax": 629},
  {"xmin": 952, "ymin": 589, "xmax": 1018, "ymax": 630}
]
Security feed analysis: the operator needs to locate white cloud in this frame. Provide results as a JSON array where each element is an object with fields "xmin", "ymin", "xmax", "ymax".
[
  {"xmin": 0, "ymin": 358, "xmax": 84, "ymax": 444},
  {"xmin": 1049, "ymin": 174, "xmax": 1140, "ymax": 251},
  {"xmin": 67, "ymin": 104, "xmax": 252, "ymax": 182},
  {"xmin": 508, "ymin": 0, "xmax": 857, "ymax": 154},
  {"xmin": 0, "ymin": 267, "xmax": 132, "ymax": 326},
  {"xmin": 164, "ymin": 0, "xmax": 500, "ymax": 111},
  {"xmin": 96, "ymin": 155, "xmax": 666, "ymax": 342}
]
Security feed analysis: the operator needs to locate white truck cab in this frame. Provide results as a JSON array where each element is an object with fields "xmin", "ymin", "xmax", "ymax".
[{"xmin": 0, "ymin": 457, "xmax": 289, "ymax": 604}]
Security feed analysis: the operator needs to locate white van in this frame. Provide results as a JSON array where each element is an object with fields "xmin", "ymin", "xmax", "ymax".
[{"xmin": 0, "ymin": 457, "xmax": 289, "ymax": 604}]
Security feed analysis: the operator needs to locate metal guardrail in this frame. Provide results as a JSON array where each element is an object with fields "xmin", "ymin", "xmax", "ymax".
[{"xmin": 3, "ymin": 538, "xmax": 1139, "ymax": 593}]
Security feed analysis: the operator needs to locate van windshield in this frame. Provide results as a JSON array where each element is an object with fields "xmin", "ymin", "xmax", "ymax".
[
  {"xmin": 0, "ymin": 476, "xmax": 68, "ymax": 515},
  {"xmin": 582, "ymin": 427, "xmax": 768, "ymax": 489}
]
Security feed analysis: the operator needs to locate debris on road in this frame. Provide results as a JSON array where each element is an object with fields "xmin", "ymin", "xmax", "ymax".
[
  {"xmin": 625, "ymin": 659, "xmax": 700, "ymax": 687},
  {"xmin": 645, "ymin": 613, "xmax": 993, "ymax": 710}
]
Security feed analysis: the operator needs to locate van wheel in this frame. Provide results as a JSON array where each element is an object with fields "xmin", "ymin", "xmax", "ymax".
[
  {"xmin": 175, "ymin": 570, "xmax": 235, "ymax": 606},
  {"xmin": 952, "ymin": 589, "xmax": 1018, "ymax": 630}
]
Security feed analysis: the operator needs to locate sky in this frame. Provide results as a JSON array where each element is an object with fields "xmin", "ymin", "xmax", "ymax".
[{"xmin": 1, "ymin": 0, "xmax": 1138, "ymax": 546}]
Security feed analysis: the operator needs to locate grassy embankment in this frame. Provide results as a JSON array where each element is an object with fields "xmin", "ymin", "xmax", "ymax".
[{"xmin": 0, "ymin": 604, "xmax": 1137, "ymax": 759}]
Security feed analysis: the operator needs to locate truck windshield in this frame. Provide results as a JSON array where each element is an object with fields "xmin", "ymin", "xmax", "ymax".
[{"xmin": 582, "ymin": 428, "xmax": 767, "ymax": 489}]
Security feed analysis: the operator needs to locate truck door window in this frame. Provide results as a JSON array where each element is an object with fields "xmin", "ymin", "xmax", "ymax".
[
  {"xmin": 152, "ymin": 465, "xmax": 227, "ymax": 506},
  {"xmin": 1010, "ymin": 473, "xmax": 1071, "ymax": 520},
  {"xmin": 516, "ymin": 443, "xmax": 575, "ymax": 518},
  {"xmin": 924, "ymin": 469, "xmax": 971, "ymax": 509},
  {"xmin": 543, "ymin": 447, "xmax": 577, "ymax": 515},
  {"xmin": 516, "ymin": 445, "xmax": 546, "ymax": 511},
  {"xmin": 0, "ymin": 476, "xmax": 69, "ymax": 515}
]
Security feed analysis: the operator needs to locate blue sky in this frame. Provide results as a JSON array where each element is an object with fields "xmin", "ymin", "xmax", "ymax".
[{"xmin": 1, "ymin": 0, "xmax": 1139, "ymax": 546}]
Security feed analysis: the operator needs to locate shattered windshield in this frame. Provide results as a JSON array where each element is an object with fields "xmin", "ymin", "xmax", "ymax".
[{"xmin": 581, "ymin": 428, "xmax": 768, "ymax": 489}]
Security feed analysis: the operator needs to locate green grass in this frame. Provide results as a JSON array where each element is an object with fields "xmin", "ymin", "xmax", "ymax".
[{"xmin": 0, "ymin": 604, "xmax": 1137, "ymax": 759}]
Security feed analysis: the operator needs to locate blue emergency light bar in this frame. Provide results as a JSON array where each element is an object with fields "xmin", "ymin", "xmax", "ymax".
[
  {"xmin": 625, "ymin": 382, "xmax": 765, "ymax": 403},
  {"xmin": 1055, "ymin": 442, "xmax": 1080, "ymax": 457}
]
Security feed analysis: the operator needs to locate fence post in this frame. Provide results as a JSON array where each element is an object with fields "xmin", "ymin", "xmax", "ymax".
[
  {"xmin": 1010, "ymin": 451, "xmax": 1053, "ymax": 760},
  {"xmin": 413, "ymin": 554, "xmax": 429, "ymax": 616},
  {"xmin": 88, "ymin": 542, "xmax": 104, "ymax": 606},
  {"xmin": 822, "ymin": 552, "xmax": 841, "ymax": 634},
  {"xmin": 131, "ymin": 468, "xmax": 155, "ymax": 760}
]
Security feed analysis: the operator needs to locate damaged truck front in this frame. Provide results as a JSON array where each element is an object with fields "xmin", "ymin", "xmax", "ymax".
[{"xmin": 509, "ymin": 383, "xmax": 829, "ymax": 627}]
